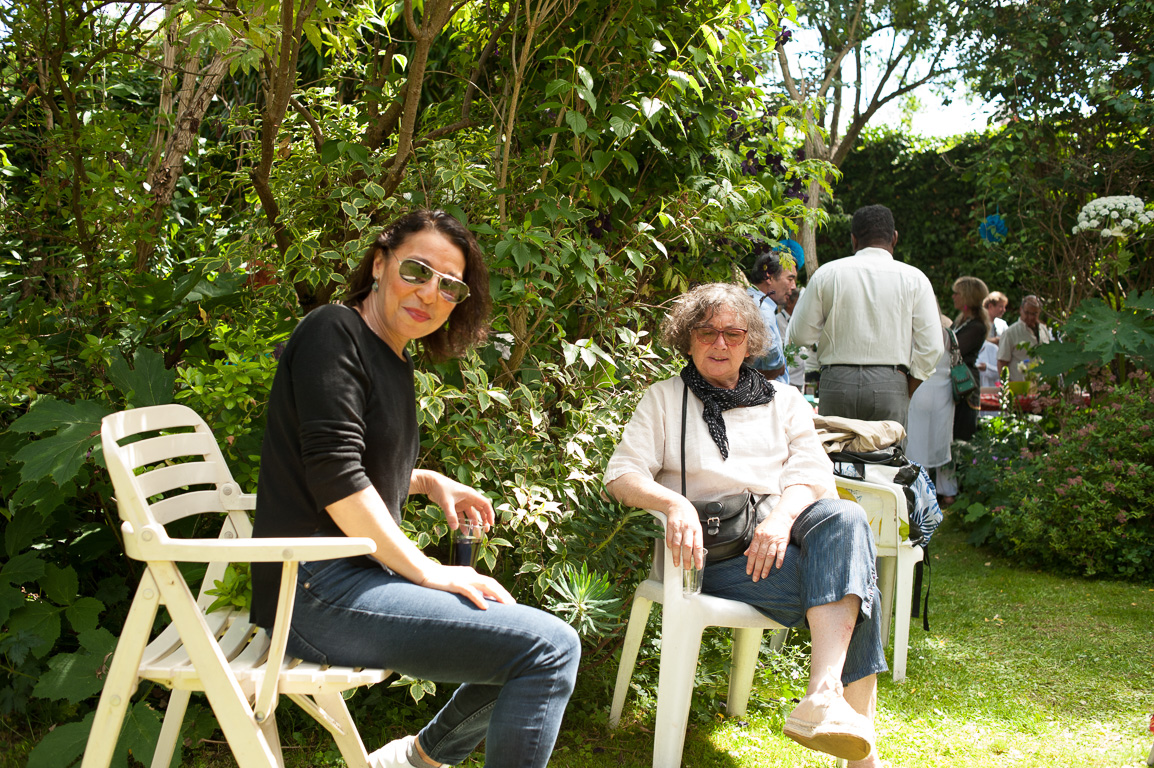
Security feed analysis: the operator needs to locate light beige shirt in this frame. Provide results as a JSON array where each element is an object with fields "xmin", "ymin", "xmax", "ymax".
[
  {"xmin": 603, "ymin": 376, "xmax": 836, "ymax": 512},
  {"xmin": 786, "ymin": 247, "xmax": 944, "ymax": 382},
  {"xmin": 997, "ymin": 319, "xmax": 1052, "ymax": 381}
]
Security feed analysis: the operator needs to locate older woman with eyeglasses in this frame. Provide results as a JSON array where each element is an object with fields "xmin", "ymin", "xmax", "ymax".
[
  {"xmin": 604, "ymin": 283, "xmax": 887, "ymax": 767},
  {"xmin": 251, "ymin": 210, "xmax": 579, "ymax": 768}
]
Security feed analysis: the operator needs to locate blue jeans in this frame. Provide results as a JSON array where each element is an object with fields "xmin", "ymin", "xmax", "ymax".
[
  {"xmin": 701, "ymin": 498, "xmax": 887, "ymax": 685},
  {"xmin": 284, "ymin": 558, "xmax": 581, "ymax": 767},
  {"xmin": 818, "ymin": 364, "xmax": 910, "ymax": 427}
]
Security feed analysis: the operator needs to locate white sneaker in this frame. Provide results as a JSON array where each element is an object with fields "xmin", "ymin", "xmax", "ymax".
[{"xmin": 369, "ymin": 735, "xmax": 417, "ymax": 768}]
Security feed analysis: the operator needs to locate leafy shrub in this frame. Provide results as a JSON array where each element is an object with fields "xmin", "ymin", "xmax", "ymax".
[{"xmin": 957, "ymin": 373, "xmax": 1154, "ymax": 581}]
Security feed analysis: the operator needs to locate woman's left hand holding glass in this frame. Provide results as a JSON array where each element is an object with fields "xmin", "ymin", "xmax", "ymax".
[{"xmin": 412, "ymin": 469, "xmax": 495, "ymax": 531}]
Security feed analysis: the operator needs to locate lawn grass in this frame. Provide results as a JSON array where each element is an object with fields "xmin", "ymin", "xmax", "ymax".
[{"xmin": 535, "ymin": 517, "xmax": 1154, "ymax": 768}]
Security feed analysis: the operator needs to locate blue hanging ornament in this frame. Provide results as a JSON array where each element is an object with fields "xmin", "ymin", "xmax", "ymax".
[{"xmin": 979, "ymin": 207, "xmax": 1008, "ymax": 243}]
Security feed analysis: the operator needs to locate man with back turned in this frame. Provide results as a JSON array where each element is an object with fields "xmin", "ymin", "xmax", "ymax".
[{"xmin": 786, "ymin": 204, "xmax": 943, "ymax": 427}]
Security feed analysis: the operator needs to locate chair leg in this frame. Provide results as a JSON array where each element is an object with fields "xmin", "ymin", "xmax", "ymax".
[
  {"xmin": 256, "ymin": 709, "xmax": 287, "ymax": 768},
  {"xmin": 609, "ymin": 593, "xmax": 654, "ymax": 728},
  {"xmin": 81, "ymin": 575, "xmax": 161, "ymax": 768},
  {"xmin": 875, "ymin": 555, "xmax": 897, "ymax": 648},
  {"xmin": 891, "ymin": 551, "xmax": 918, "ymax": 683},
  {"xmin": 150, "ymin": 562, "xmax": 281, "ymax": 768},
  {"xmin": 311, "ymin": 692, "xmax": 371, "ymax": 768},
  {"xmin": 726, "ymin": 628, "xmax": 764, "ymax": 718},
  {"xmin": 150, "ymin": 689, "xmax": 191, "ymax": 768},
  {"xmin": 767, "ymin": 627, "xmax": 790, "ymax": 653},
  {"xmin": 652, "ymin": 618, "xmax": 706, "ymax": 768}
]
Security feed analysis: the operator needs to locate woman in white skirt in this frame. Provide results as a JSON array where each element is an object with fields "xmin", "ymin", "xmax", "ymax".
[{"xmin": 905, "ymin": 315, "xmax": 957, "ymax": 504}]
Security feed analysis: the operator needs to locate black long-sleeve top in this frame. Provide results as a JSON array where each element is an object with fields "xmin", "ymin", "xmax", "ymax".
[
  {"xmin": 954, "ymin": 317, "xmax": 988, "ymax": 370},
  {"xmin": 250, "ymin": 304, "xmax": 419, "ymax": 628}
]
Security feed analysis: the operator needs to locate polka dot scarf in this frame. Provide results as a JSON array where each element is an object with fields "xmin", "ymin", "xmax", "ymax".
[{"xmin": 680, "ymin": 362, "xmax": 776, "ymax": 460}]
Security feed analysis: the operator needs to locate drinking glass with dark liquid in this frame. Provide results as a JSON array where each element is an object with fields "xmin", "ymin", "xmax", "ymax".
[{"xmin": 451, "ymin": 520, "xmax": 483, "ymax": 568}]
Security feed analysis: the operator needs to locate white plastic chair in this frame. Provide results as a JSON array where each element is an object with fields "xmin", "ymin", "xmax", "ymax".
[
  {"xmin": 82, "ymin": 404, "xmax": 390, "ymax": 768},
  {"xmin": 834, "ymin": 476, "xmax": 923, "ymax": 683},
  {"xmin": 609, "ymin": 510, "xmax": 789, "ymax": 768}
]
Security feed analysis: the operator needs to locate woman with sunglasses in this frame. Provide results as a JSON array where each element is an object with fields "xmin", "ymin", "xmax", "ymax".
[
  {"xmin": 251, "ymin": 210, "xmax": 580, "ymax": 768},
  {"xmin": 604, "ymin": 283, "xmax": 888, "ymax": 767}
]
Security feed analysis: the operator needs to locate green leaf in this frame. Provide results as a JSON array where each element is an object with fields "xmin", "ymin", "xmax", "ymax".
[
  {"xmin": 545, "ymin": 79, "xmax": 572, "ymax": 97},
  {"xmin": 41, "ymin": 563, "xmax": 79, "ymax": 606},
  {"xmin": 32, "ymin": 628, "xmax": 116, "ymax": 703},
  {"xmin": 564, "ymin": 110, "xmax": 588, "ymax": 136},
  {"xmin": 576, "ymin": 65, "xmax": 594, "ymax": 92},
  {"xmin": 66, "ymin": 597, "xmax": 105, "ymax": 633},
  {"xmin": 121, "ymin": 700, "xmax": 163, "ymax": 766},
  {"xmin": 107, "ymin": 349, "xmax": 174, "ymax": 407},
  {"xmin": 609, "ymin": 114, "xmax": 637, "ymax": 140},
  {"xmin": 0, "ymin": 584, "xmax": 26, "ymax": 626},
  {"xmin": 639, "ymin": 97, "xmax": 665, "ymax": 122},
  {"xmin": 26, "ymin": 710, "xmax": 94, "ymax": 768},
  {"xmin": 320, "ymin": 139, "xmax": 341, "ymax": 165},
  {"xmin": 614, "ymin": 150, "xmax": 639, "ymax": 175},
  {"xmin": 6, "ymin": 601, "xmax": 62, "ymax": 658},
  {"xmin": 12, "ymin": 399, "xmax": 111, "ymax": 485},
  {"xmin": 1, "ymin": 550, "xmax": 46, "ymax": 586},
  {"xmin": 5, "ymin": 504, "xmax": 43, "ymax": 557}
]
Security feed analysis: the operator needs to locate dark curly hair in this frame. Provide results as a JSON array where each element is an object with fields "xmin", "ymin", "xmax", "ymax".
[
  {"xmin": 346, "ymin": 210, "xmax": 491, "ymax": 360},
  {"xmin": 659, "ymin": 283, "xmax": 770, "ymax": 358}
]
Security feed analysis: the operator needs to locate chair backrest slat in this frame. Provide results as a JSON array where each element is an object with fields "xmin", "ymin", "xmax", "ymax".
[
  {"xmin": 134, "ymin": 460, "xmax": 228, "ymax": 500},
  {"xmin": 118, "ymin": 432, "xmax": 220, "ymax": 471},
  {"xmin": 149, "ymin": 489, "xmax": 234, "ymax": 525}
]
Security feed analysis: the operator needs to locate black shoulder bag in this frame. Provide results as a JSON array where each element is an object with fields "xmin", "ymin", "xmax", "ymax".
[{"xmin": 680, "ymin": 383, "xmax": 764, "ymax": 565}]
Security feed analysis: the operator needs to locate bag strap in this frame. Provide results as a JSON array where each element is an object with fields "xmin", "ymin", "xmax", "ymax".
[
  {"xmin": 681, "ymin": 382, "xmax": 688, "ymax": 497},
  {"xmin": 946, "ymin": 328, "xmax": 963, "ymax": 367}
]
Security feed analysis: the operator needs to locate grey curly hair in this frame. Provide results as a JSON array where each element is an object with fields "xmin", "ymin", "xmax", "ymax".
[{"xmin": 659, "ymin": 283, "xmax": 770, "ymax": 358}]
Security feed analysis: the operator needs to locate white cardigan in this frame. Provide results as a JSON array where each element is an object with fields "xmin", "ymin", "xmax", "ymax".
[{"xmin": 604, "ymin": 376, "xmax": 836, "ymax": 517}]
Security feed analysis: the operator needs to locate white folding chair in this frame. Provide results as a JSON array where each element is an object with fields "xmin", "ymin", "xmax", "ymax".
[
  {"xmin": 834, "ymin": 476, "xmax": 923, "ymax": 683},
  {"xmin": 609, "ymin": 510, "xmax": 789, "ymax": 768},
  {"xmin": 82, "ymin": 404, "xmax": 391, "ymax": 768}
]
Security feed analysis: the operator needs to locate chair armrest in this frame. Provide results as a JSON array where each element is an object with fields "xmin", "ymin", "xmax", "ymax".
[{"xmin": 122, "ymin": 523, "xmax": 376, "ymax": 563}]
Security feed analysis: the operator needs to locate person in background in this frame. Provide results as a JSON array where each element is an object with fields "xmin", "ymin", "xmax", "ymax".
[
  {"xmin": 787, "ymin": 204, "xmax": 943, "ymax": 428},
  {"xmin": 998, "ymin": 295, "xmax": 1052, "ymax": 382},
  {"xmin": 779, "ymin": 286, "xmax": 806, "ymax": 393},
  {"xmin": 906, "ymin": 313, "xmax": 957, "ymax": 504},
  {"xmin": 605, "ymin": 283, "xmax": 887, "ymax": 767},
  {"xmin": 951, "ymin": 277, "xmax": 991, "ymax": 445},
  {"xmin": 251, "ymin": 210, "xmax": 580, "ymax": 768},
  {"xmin": 977, "ymin": 338, "xmax": 1000, "ymax": 389},
  {"xmin": 983, "ymin": 291, "xmax": 1009, "ymax": 342},
  {"xmin": 745, "ymin": 248, "xmax": 797, "ymax": 385}
]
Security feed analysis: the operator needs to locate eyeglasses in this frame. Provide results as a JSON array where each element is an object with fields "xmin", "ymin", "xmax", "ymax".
[
  {"xmin": 692, "ymin": 326, "xmax": 748, "ymax": 346},
  {"xmin": 398, "ymin": 258, "xmax": 471, "ymax": 304}
]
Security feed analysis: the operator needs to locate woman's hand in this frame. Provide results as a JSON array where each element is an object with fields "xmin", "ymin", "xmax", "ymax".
[
  {"xmin": 665, "ymin": 499, "xmax": 705, "ymax": 570},
  {"xmin": 413, "ymin": 470, "xmax": 495, "ymax": 531},
  {"xmin": 745, "ymin": 509, "xmax": 794, "ymax": 582},
  {"xmin": 418, "ymin": 563, "xmax": 516, "ymax": 610}
]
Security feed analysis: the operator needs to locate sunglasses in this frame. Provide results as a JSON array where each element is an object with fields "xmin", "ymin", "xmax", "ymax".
[
  {"xmin": 397, "ymin": 258, "xmax": 471, "ymax": 304},
  {"xmin": 692, "ymin": 326, "xmax": 748, "ymax": 346}
]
